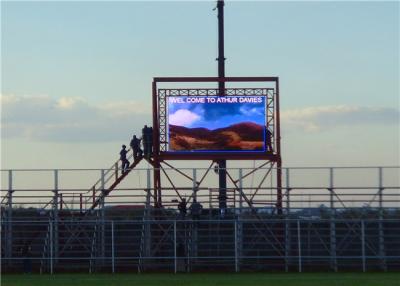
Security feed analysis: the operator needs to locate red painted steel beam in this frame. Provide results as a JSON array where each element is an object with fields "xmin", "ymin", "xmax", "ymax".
[
  {"xmin": 153, "ymin": 76, "xmax": 278, "ymax": 83},
  {"xmin": 159, "ymin": 153, "xmax": 279, "ymax": 161}
]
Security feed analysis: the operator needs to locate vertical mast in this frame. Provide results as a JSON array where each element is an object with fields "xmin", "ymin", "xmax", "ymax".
[
  {"xmin": 217, "ymin": 0, "xmax": 225, "ymax": 91},
  {"xmin": 217, "ymin": 0, "xmax": 227, "ymax": 215}
]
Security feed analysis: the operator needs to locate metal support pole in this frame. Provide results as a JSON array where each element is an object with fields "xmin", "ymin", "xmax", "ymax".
[
  {"xmin": 276, "ymin": 160, "xmax": 283, "ymax": 215},
  {"xmin": 237, "ymin": 169, "xmax": 243, "ymax": 272},
  {"xmin": 174, "ymin": 221, "xmax": 177, "ymax": 274},
  {"xmin": 154, "ymin": 163, "xmax": 162, "ymax": 207},
  {"xmin": 50, "ymin": 219, "xmax": 54, "ymax": 274},
  {"xmin": 234, "ymin": 220, "xmax": 239, "ymax": 272},
  {"xmin": 297, "ymin": 219, "xmax": 302, "ymax": 273},
  {"xmin": 101, "ymin": 169, "xmax": 105, "ymax": 195},
  {"xmin": 59, "ymin": 193, "xmax": 63, "ymax": 211},
  {"xmin": 238, "ymin": 168, "xmax": 243, "ymax": 215},
  {"xmin": 145, "ymin": 169, "xmax": 151, "ymax": 257},
  {"xmin": 147, "ymin": 169, "xmax": 151, "ymax": 206},
  {"xmin": 152, "ymin": 77, "xmax": 162, "ymax": 208},
  {"xmin": 286, "ymin": 168, "xmax": 290, "ymax": 215},
  {"xmin": 53, "ymin": 170, "xmax": 59, "ymax": 263},
  {"xmin": 361, "ymin": 220, "xmax": 366, "ymax": 272},
  {"xmin": 80, "ymin": 194, "xmax": 83, "ymax": 214},
  {"xmin": 329, "ymin": 168, "xmax": 337, "ymax": 272},
  {"xmin": 378, "ymin": 167, "xmax": 387, "ymax": 271},
  {"xmin": 100, "ymin": 169, "xmax": 106, "ymax": 263},
  {"xmin": 285, "ymin": 168, "xmax": 290, "ymax": 272},
  {"xmin": 111, "ymin": 221, "xmax": 115, "ymax": 273},
  {"xmin": 92, "ymin": 187, "xmax": 95, "ymax": 206},
  {"xmin": 275, "ymin": 77, "xmax": 283, "ymax": 215},
  {"xmin": 7, "ymin": 170, "xmax": 13, "ymax": 263},
  {"xmin": 8, "ymin": 169, "xmax": 13, "ymax": 191},
  {"xmin": 193, "ymin": 169, "xmax": 197, "ymax": 201},
  {"xmin": 217, "ymin": 0, "xmax": 227, "ymax": 216},
  {"xmin": 218, "ymin": 160, "xmax": 227, "ymax": 216},
  {"xmin": 329, "ymin": 168, "xmax": 334, "ymax": 210}
]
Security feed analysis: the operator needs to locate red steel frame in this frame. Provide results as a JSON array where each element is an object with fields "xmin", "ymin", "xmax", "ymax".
[{"xmin": 152, "ymin": 77, "xmax": 282, "ymax": 212}]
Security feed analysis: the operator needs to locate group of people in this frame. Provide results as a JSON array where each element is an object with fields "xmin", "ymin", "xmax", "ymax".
[
  {"xmin": 119, "ymin": 125, "xmax": 154, "ymax": 174},
  {"xmin": 178, "ymin": 198, "xmax": 203, "ymax": 220}
]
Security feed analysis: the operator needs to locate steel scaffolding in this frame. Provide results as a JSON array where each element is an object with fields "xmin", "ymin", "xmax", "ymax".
[{"xmin": 1, "ymin": 166, "xmax": 399, "ymax": 273}]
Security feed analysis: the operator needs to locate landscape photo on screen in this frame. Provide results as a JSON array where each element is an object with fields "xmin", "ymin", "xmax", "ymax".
[{"xmin": 167, "ymin": 95, "xmax": 266, "ymax": 152}]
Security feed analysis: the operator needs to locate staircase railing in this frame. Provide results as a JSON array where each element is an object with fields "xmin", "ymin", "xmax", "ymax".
[
  {"xmin": 0, "ymin": 193, "xmax": 9, "ymax": 206},
  {"xmin": 83, "ymin": 149, "xmax": 134, "ymax": 210}
]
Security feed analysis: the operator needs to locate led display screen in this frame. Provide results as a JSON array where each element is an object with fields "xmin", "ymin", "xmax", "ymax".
[{"xmin": 167, "ymin": 96, "xmax": 266, "ymax": 152}]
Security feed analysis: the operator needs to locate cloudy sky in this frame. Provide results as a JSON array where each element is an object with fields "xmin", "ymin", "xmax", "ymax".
[{"xmin": 1, "ymin": 1, "xmax": 399, "ymax": 169}]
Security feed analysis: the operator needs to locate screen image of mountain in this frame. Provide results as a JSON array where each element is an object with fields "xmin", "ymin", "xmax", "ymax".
[{"xmin": 167, "ymin": 96, "xmax": 266, "ymax": 152}]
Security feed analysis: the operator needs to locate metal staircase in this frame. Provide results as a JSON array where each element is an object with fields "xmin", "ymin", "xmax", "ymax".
[{"xmin": 87, "ymin": 151, "xmax": 143, "ymax": 212}]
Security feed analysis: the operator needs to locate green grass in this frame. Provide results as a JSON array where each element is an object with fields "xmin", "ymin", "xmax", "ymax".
[{"xmin": 2, "ymin": 273, "xmax": 400, "ymax": 286}]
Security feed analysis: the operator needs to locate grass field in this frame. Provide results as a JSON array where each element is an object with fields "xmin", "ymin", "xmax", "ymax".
[{"xmin": 2, "ymin": 273, "xmax": 400, "ymax": 286}]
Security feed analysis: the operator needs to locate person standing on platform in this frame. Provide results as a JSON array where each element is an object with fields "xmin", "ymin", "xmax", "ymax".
[
  {"xmin": 119, "ymin": 145, "xmax": 130, "ymax": 174},
  {"xmin": 142, "ymin": 125, "xmax": 153, "ymax": 159},
  {"xmin": 265, "ymin": 127, "xmax": 273, "ymax": 152},
  {"xmin": 190, "ymin": 199, "xmax": 203, "ymax": 220},
  {"xmin": 130, "ymin": 135, "xmax": 142, "ymax": 161},
  {"xmin": 178, "ymin": 198, "xmax": 187, "ymax": 219}
]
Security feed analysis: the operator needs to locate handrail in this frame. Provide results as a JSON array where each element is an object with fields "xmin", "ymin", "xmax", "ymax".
[
  {"xmin": 83, "ymin": 149, "xmax": 135, "ymax": 208},
  {"xmin": 1, "ymin": 193, "xmax": 9, "ymax": 205},
  {"xmin": 87, "ymin": 156, "xmax": 144, "ymax": 211},
  {"xmin": 85, "ymin": 149, "xmax": 133, "ymax": 195}
]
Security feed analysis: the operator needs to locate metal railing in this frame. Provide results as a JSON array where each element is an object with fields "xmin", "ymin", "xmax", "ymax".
[
  {"xmin": 1, "ymin": 218, "xmax": 399, "ymax": 273},
  {"xmin": 1, "ymin": 166, "xmax": 399, "ymax": 211},
  {"xmin": 1, "ymin": 166, "xmax": 399, "ymax": 273}
]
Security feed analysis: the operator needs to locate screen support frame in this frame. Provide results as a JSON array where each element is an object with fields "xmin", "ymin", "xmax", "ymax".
[{"xmin": 151, "ymin": 76, "xmax": 282, "ymax": 214}]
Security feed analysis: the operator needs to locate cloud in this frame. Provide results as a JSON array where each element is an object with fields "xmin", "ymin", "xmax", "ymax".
[
  {"xmin": 56, "ymin": 97, "xmax": 86, "ymax": 109},
  {"xmin": 281, "ymin": 105, "xmax": 399, "ymax": 132},
  {"xmin": 99, "ymin": 101, "xmax": 150, "ymax": 117},
  {"xmin": 2, "ymin": 94, "xmax": 398, "ymax": 142},
  {"xmin": 169, "ymin": 109, "xmax": 201, "ymax": 127},
  {"xmin": 1, "ymin": 94, "xmax": 151, "ymax": 142},
  {"xmin": 240, "ymin": 105, "xmax": 264, "ymax": 116}
]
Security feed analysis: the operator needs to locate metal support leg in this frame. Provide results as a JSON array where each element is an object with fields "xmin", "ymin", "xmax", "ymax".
[
  {"xmin": 238, "ymin": 168, "xmax": 243, "ymax": 216},
  {"xmin": 50, "ymin": 220, "xmax": 54, "ymax": 274},
  {"xmin": 297, "ymin": 220, "xmax": 302, "ymax": 273},
  {"xmin": 6, "ymin": 170, "xmax": 13, "ymax": 265},
  {"xmin": 147, "ymin": 168, "xmax": 151, "ymax": 207},
  {"xmin": 174, "ymin": 221, "xmax": 177, "ymax": 274},
  {"xmin": 285, "ymin": 168, "xmax": 291, "ymax": 272},
  {"xmin": 234, "ymin": 220, "xmax": 239, "ymax": 272},
  {"xmin": 111, "ymin": 221, "xmax": 115, "ymax": 273},
  {"xmin": 237, "ymin": 169, "xmax": 243, "ymax": 272},
  {"xmin": 378, "ymin": 167, "xmax": 387, "ymax": 271},
  {"xmin": 193, "ymin": 169, "xmax": 197, "ymax": 201},
  {"xmin": 361, "ymin": 220, "xmax": 366, "ymax": 272},
  {"xmin": 329, "ymin": 168, "xmax": 337, "ymax": 272},
  {"xmin": 100, "ymin": 169, "xmax": 106, "ymax": 265},
  {"xmin": 53, "ymin": 170, "xmax": 59, "ymax": 264},
  {"xmin": 145, "ymin": 169, "xmax": 151, "ymax": 258}
]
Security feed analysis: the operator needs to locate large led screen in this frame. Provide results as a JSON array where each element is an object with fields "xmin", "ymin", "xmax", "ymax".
[{"xmin": 167, "ymin": 96, "xmax": 266, "ymax": 152}]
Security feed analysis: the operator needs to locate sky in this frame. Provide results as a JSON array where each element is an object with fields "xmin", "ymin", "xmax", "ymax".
[{"xmin": 1, "ymin": 0, "xmax": 399, "ymax": 170}]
